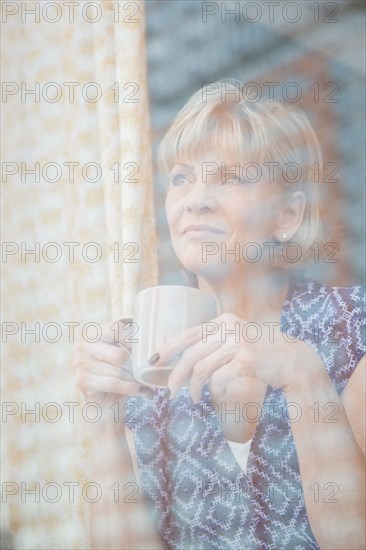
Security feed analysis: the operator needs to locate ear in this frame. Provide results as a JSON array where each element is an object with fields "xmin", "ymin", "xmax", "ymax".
[{"xmin": 273, "ymin": 191, "xmax": 306, "ymax": 241}]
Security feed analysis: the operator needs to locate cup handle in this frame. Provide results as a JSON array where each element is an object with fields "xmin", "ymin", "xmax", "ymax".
[{"xmin": 117, "ymin": 341, "xmax": 135, "ymax": 381}]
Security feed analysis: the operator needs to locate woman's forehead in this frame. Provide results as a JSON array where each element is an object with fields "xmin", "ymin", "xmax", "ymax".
[{"xmin": 170, "ymin": 149, "xmax": 260, "ymax": 171}]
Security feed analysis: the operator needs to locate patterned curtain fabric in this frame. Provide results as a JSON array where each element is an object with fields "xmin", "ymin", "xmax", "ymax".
[{"xmin": 2, "ymin": 1, "xmax": 157, "ymax": 548}]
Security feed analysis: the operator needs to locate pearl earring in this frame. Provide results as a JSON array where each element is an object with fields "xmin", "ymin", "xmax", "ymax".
[{"xmin": 281, "ymin": 232, "xmax": 288, "ymax": 240}]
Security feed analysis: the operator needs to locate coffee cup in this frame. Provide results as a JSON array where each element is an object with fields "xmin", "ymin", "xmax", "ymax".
[{"xmin": 124, "ymin": 285, "xmax": 217, "ymax": 388}]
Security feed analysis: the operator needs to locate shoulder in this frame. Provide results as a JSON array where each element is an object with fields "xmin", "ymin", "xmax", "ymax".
[
  {"xmin": 284, "ymin": 275, "xmax": 366, "ymax": 393},
  {"xmin": 286, "ymin": 275, "xmax": 365, "ymax": 327},
  {"xmin": 286, "ymin": 275, "xmax": 365, "ymax": 311}
]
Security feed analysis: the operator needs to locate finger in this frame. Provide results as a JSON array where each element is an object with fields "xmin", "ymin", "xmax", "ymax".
[
  {"xmin": 99, "ymin": 319, "xmax": 135, "ymax": 347},
  {"xmin": 154, "ymin": 313, "xmax": 241, "ymax": 365},
  {"xmin": 209, "ymin": 357, "xmax": 252, "ymax": 398},
  {"xmin": 167, "ymin": 336, "xmax": 223, "ymax": 399},
  {"xmin": 87, "ymin": 359, "xmax": 136, "ymax": 382},
  {"xmin": 75, "ymin": 361, "xmax": 135, "ymax": 396},
  {"xmin": 114, "ymin": 321, "xmax": 138, "ymax": 351},
  {"xmin": 188, "ymin": 344, "xmax": 238, "ymax": 403},
  {"xmin": 152, "ymin": 323, "xmax": 211, "ymax": 367},
  {"xmin": 83, "ymin": 373, "xmax": 143, "ymax": 398},
  {"xmin": 87, "ymin": 341, "xmax": 132, "ymax": 369}
]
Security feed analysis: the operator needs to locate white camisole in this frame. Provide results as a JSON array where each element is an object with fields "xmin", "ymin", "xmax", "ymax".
[{"xmin": 226, "ymin": 439, "xmax": 252, "ymax": 474}]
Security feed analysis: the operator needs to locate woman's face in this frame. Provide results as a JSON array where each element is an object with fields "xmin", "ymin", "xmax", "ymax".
[{"xmin": 165, "ymin": 149, "xmax": 282, "ymax": 281}]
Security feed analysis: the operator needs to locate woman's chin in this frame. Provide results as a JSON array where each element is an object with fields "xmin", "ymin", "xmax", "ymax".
[{"xmin": 182, "ymin": 255, "xmax": 237, "ymax": 281}]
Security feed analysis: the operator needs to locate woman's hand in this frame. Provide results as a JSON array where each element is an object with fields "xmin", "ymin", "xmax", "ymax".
[
  {"xmin": 74, "ymin": 319, "xmax": 143, "ymax": 409},
  {"xmin": 151, "ymin": 313, "xmax": 313, "ymax": 403}
]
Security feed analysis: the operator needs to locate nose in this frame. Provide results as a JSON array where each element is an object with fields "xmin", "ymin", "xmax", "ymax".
[{"xmin": 184, "ymin": 185, "xmax": 219, "ymax": 214}]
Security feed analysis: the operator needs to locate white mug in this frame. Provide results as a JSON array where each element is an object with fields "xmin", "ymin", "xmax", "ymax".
[{"xmin": 127, "ymin": 285, "xmax": 217, "ymax": 388}]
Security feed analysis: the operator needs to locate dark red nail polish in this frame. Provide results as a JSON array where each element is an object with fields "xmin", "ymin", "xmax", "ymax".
[{"xmin": 148, "ymin": 352, "xmax": 160, "ymax": 365}]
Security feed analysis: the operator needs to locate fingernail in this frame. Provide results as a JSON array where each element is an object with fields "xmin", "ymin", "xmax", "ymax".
[{"xmin": 148, "ymin": 352, "xmax": 160, "ymax": 365}]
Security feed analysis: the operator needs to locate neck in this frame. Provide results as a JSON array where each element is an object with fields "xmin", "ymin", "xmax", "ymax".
[{"xmin": 197, "ymin": 268, "xmax": 291, "ymax": 324}]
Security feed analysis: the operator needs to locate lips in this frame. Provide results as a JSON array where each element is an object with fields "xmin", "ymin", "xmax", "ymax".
[{"xmin": 182, "ymin": 224, "xmax": 225, "ymax": 235}]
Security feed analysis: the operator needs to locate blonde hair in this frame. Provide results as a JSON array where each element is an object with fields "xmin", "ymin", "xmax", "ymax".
[{"xmin": 158, "ymin": 79, "xmax": 325, "ymax": 267}]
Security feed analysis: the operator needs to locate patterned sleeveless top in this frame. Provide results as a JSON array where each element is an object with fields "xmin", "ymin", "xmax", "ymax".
[{"xmin": 125, "ymin": 277, "xmax": 366, "ymax": 549}]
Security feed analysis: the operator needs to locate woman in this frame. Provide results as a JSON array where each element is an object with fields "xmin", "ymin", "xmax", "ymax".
[{"xmin": 75, "ymin": 80, "xmax": 365, "ymax": 549}]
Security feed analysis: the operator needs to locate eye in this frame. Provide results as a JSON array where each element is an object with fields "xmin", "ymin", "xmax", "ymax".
[
  {"xmin": 170, "ymin": 172, "xmax": 190, "ymax": 186},
  {"xmin": 223, "ymin": 177, "xmax": 250, "ymax": 186}
]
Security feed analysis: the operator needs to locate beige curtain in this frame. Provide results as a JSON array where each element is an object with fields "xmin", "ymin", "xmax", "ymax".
[{"xmin": 1, "ymin": 1, "xmax": 157, "ymax": 548}]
